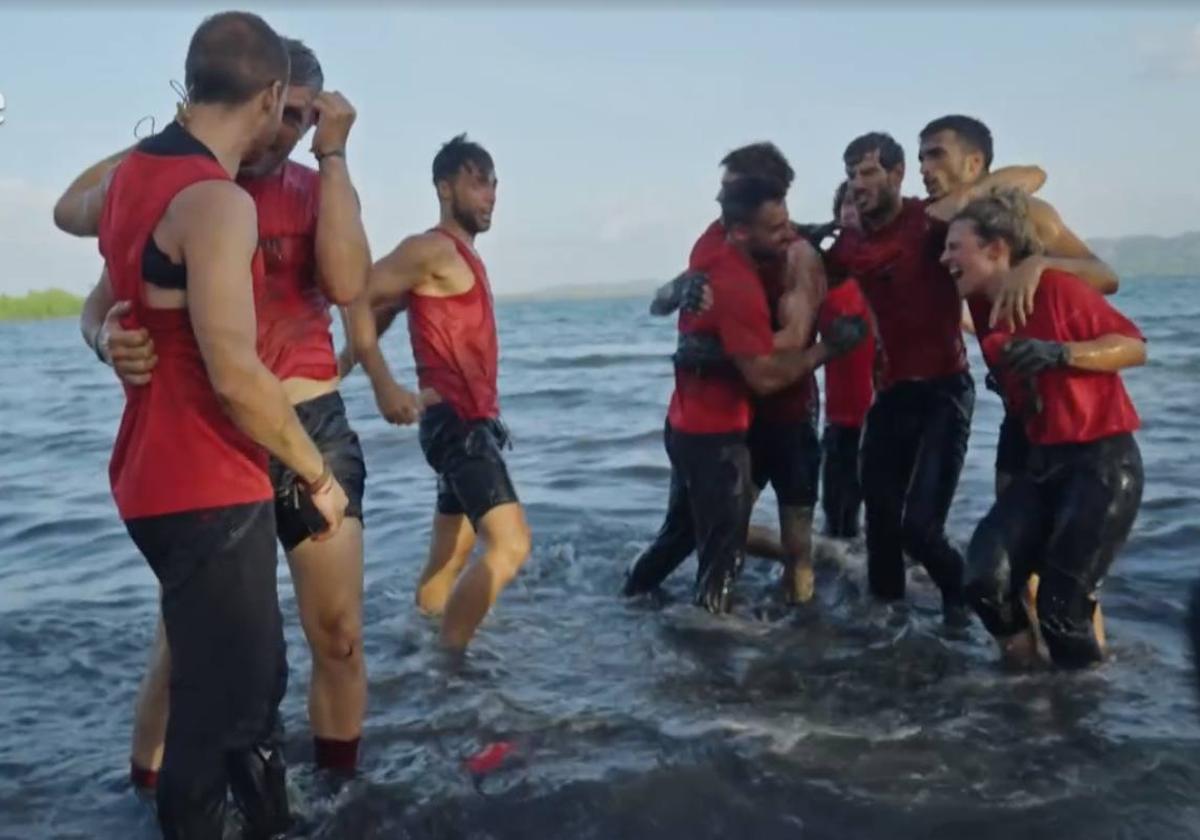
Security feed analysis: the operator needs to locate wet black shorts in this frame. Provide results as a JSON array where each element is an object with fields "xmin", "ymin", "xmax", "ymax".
[
  {"xmin": 748, "ymin": 419, "xmax": 821, "ymax": 507},
  {"xmin": 419, "ymin": 403, "xmax": 519, "ymax": 527},
  {"xmin": 995, "ymin": 411, "xmax": 1031, "ymax": 477},
  {"xmin": 268, "ymin": 391, "xmax": 366, "ymax": 552}
]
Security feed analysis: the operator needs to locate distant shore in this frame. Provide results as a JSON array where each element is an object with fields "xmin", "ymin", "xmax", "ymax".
[{"xmin": 0, "ymin": 290, "xmax": 84, "ymax": 322}]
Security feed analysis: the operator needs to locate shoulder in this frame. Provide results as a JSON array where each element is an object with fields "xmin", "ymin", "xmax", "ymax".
[
  {"xmin": 386, "ymin": 230, "xmax": 457, "ymax": 270},
  {"xmin": 173, "ymin": 179, "xmax": 255, "ymax": 222}
]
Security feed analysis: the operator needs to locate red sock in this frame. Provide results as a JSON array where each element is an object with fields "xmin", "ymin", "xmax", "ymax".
[
  {"xmin": 130, "ymin": 761, "xmax": 159, "ymax": 792},
  {"xmin": 313, "ymin": 736, "xmax": 360, "ymax": 772}
]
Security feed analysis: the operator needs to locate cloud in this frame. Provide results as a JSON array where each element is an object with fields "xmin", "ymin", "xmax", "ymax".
[
  {"xmin": 0, "ymin": 178, "xmax": 100, "ymax": 296},
  {"xmin": 1134, "ymin": 23, "xmax": 1200, "ymax": 80}
]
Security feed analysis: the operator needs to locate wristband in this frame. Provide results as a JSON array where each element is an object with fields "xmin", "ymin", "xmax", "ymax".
[
  {"xmin": 303, "ymin": 460, "xmax": 334, "ymax": 496},
  {"xmin": 315, "ymin": 149, "xmax": 346, "ymax": 163}
]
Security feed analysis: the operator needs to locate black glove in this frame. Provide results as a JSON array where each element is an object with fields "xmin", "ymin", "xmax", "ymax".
[
  {"xmin": 649, "ymin": 271, "xmax": 709, "ymax": 316},
  {"xmin": 672, "ymin": 331, "xmax": 735, "ymax": 376},
  {"xmin": 1003, "ymin": 338, "xmax": 1068, "ymax": 377},
  {"xmin": 824, "ymin": 315, "xmax": 868, "ymax": 357}
]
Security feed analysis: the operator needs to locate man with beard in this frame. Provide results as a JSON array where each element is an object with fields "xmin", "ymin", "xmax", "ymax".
[
  {"xmin": 341, "ymin": 134, "xmax": 530, "ymax": 652},
  {"xmin": 53, "ymin": 14, "xmax": 350, "ymax": 837},
  {"xmin": 624, "ymin": 176, "xmax": 866, "ymax": 612},
  {"xmin": 648, "ymin": 143, "xmax": 830, "ymax": 603},
  {"xmin": 826, "ymin": 132, "xmax": 976, "ymax": 623},
  {"xmin": 57, "ymin": 39, "xmax": 375, "ymax": 787}
]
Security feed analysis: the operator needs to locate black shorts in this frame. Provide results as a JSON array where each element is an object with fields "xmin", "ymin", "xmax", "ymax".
[
  {"xmin": 419, "ymin": 403, "xmax": 519, "ymax": 527},
  {"xmin": 268, "ymin": 391, "xmax": 366, "ymax": 552},
  {"xmin": 748, "ymin": 419, "xmax": 821, "ymax": 507},
  {"xmin": 995, "ymin": 411, "xmax": 1031, "ymax": 477}
]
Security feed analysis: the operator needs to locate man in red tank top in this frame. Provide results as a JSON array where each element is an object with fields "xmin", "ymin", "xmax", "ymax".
[
  {"xmin": 61, "ymin": 41, "xmax": 374, "ymax": 786},
  {"xmin": 54, "ymin": 14, "xmax": 349, "ymax": 838},
  {"xmin": 344, "ymin": 134, "xmax": 529, "ymax": 652}
]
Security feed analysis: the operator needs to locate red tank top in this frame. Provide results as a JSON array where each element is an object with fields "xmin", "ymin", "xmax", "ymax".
[
  {"xmin": 98, "ymin": 129, "xmax": 272, "ymax": 520},
  {"xmin": 826, "ymin": 198, "xmax": 967, "ymax": 388},
  {"xmin": 239, "ymin": 161, "xmax": 336, "ymax": 381},
  {"xmin": 819, "ymin": 278, "xmax": 876, "ymax": 428},
  {"xmin": 407, "ymin": 228, "xmax": 500, "ymax": 420}
]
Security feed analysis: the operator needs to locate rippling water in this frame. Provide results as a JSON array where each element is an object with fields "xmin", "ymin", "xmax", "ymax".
[{"xmin": 2, "ymin": 279, "xmax": 1199, "ymax": 839}]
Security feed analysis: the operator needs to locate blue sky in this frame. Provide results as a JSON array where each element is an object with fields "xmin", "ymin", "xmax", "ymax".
[{"xmin": 1, "ymin": 4, "xmax": 1198, "ymax": 296}]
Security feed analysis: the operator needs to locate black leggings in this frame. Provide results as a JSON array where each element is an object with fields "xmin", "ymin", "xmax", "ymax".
[
  {"xmin": 623, "ymin": 424, "xmax": 754, "ymax": 613},
  {"xmin": 821, "ymin": 423, "xmax": 863, "ymax": 538},
  {"xmin": 965, "ymin": 433, "xmax": 1144, "ymax": 669},
  {"xmin": 859, "ymin": 373, "xmax": 974, "ymax": 603},
  {"xmin": 126, "ymin": 501, "xmax": 290, "ymax": 840}
]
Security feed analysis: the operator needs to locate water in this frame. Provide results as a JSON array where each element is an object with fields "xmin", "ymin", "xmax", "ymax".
[{"xmin": 1, "ymin": 278, "xmax": 1198, "ymax": 839}]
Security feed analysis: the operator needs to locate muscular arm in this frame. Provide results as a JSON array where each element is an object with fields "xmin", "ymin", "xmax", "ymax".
[
  {"xmin": 181, "ymin": 182, "xmax": 325, "ymax": 483},
  {"xmin": 314, "ymin": 158, "xmax": 370, "ymax": 305},
  {"xmin": 53, "ymin": 145, "xmax": 133, "ymax": 236},
  {"xmin": 925, "ymin": 164, "xmax": 1047, "ymax": 222},
  {"xmin": 773, "ymin": 241, "xmax": 827, "ymax": 351},
  {"xmin": 1027, "ymin": 197, "xmax": 1118, "ymax": 294},
  {"xmin": 1065, "ymin": 335, "xmax": 1145, "ymax": 373},
  {"xmin": 734, "ymin": 345, "xmax": 837, "ymax": 396}
]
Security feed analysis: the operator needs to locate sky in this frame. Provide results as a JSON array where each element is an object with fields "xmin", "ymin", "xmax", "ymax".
[{"xmin": 1, "ymin": 3, "xmax": 1198, "ymax": 296}]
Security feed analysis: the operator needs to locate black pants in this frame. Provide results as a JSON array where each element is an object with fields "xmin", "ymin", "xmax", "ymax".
[
  {"xmin": 126, "ymin": 501, "xmax": 290, "ymax": 840},
  {"xmin": 965, "ymin": 433, "xmax": 1143, "ymax": 669},
  {"xmin": 821, "ymin": 423, "xmax": 863, "ymax": 538},
  {"xmin": 860, "ymin": 373, "xmax": 974, "ymax": 603},
  {"xmin": 623, "ymin": 423, "xmax": 755, "ymax": 613}
]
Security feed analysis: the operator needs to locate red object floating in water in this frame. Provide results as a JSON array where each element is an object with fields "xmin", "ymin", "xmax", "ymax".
[{"xmin": 464, "ymin": 741, "xmax": 515, "ymax": 776}]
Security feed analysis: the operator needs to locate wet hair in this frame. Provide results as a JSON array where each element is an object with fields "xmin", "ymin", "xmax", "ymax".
[
  {"xmin": 720, "ymin": 175, "xmax": 786, "ymax": 229},
  {"xmin": 720, "ymin": 142, "xmax": 795, "ymax": 190},
  {"xmin": 920, "ymin": 114, "xmax": 994, "ymax": 170},
  {"xmin": 432, "ymin": 133, "xmax": 494, "ymax": 185},
  {"xmin": 185, "ymin": 12, "xmax": 289, "ymax": 106},
  {"xmin": 953, "ymin": 188, "xmax": 1043, "ymax": 262},
  {"xmin": 284, "ymin": 38, "xmax": 323, "ymax": 90},
  {"xmin": 832, "ymin": 180, "xmax": 850, "ymax": 218},
  {"xmin": 843, "ymin": 132, "xmax": 904, "ymax": 172}
]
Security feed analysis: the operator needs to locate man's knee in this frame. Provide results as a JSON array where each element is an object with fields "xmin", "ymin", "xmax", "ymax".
[
  {"xmin": 487, "ymin": 518, "xmax": 531, "ymax": 582},
  {"xmin": 900, "ymin": 508, "xmax": 941, "ymax": 557},
  {"xmin": 309, "ymin": 609, "xmax": 364, "ymax": 666}
]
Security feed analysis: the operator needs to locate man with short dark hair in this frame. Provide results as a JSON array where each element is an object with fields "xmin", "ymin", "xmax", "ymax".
[
  {"xmin": 343, "ymin": 134, "xmax": 531, "ymax": 652},
  {"xmin": 647, "ymin": 142, "xmax": 835, "ymax": 603},
  {"xmin": 827, "ymin": 131, "xmax": 975, "ymax": 622},
  {"xmin": 624, "ymin": 176, "xmax": 864, "ymax": 611},
  {"xmin": 55, "ymin": 12, "xmax": 349, "ymax": 838},
  {"xmin": 59, "ymin": 37, "xmax": 376, "ymax": 788},
  {"xmin": 919, "ymin": 113, "xmax": 1119, "ymax": 496}
]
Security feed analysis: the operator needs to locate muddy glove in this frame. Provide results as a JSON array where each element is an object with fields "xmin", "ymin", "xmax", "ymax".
[
  {"xmin": 672, "ymin": 331, "xmax": 736, "ymax": 376},
  {"xmin": 650, "ymin": 271, "xmax": 710, "ymax": 316},
  {"xmin": 1003, "ymin": 337, "xmax": 1069, "ymax": 377},
  {"xmin": 824, "ymin": 315, "xmax": 868, "ymax": 357}
]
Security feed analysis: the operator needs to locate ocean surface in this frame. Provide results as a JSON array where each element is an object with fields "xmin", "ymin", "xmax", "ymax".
[{"xmin": 1, "ymin": 278, "xmax": 1198, "ymax": 839}]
